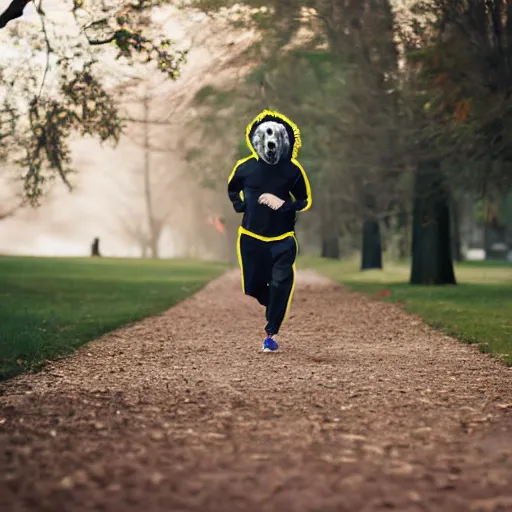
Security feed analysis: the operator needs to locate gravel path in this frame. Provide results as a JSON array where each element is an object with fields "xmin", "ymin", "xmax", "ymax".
[{"xmin": 1, "ymin": 270, "xmax": 512, "ymax": 512}]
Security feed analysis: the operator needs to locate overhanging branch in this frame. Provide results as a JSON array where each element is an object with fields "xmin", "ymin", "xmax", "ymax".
[
  {"xmin": 86, "ymin": 34, "xmax": 116, "ymax": 45},
  {"xmin": 0, "ymin": 0, "xmax": 32, "ymax": 29}
]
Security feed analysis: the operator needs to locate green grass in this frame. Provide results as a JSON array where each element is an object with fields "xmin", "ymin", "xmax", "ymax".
[
  {"xmin": 0, "ymin": 256, "xmax": 229, "ymax": 380},
  {"xmin": 301, "ymin": 257, "xmax": 512, "ymax": 365}
]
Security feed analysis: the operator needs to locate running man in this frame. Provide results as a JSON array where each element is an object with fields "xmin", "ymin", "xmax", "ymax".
[{"xmin": 227, "ymin": 110, "xmax": 312, "ymax": 352}]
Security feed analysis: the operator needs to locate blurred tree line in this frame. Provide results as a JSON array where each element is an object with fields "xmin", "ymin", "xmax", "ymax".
[
  {"xmin": 181, "ymin": 0, "xmax": 512, "ymax": 285},
  {"xmin": 2, "ymin": 0, "xmax": 511, "ymax": 284}
]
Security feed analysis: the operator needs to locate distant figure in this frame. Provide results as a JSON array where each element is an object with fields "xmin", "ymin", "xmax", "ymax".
[{"xmin": 91, "ymin": 237, "xmax": 101, "ymax": 257}]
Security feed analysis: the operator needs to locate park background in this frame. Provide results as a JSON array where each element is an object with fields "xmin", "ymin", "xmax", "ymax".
[{"xmin": 0, "ymin": 0, "xmax": 511, "ymax": 380}]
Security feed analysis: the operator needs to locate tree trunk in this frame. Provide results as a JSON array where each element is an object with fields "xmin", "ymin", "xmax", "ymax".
[
  {"xmin": 321, "ymin": 236, "xmax": 340, "ymax": 259},
  {"xmin": 361, "ymin": 218, "xmax": 382, "ymax": 270},
  {"xmin": 148, "ymin": 231, "xmax": 159, "ymax": 259},
  {"xmin": 451, "ymin": 195, "xmax": 462, "ymax": 261},
  {"xmin": 319, "ymin": 182, "xmax": 340, "ymax": 259},
  {"xmin": 143, "ymin": 95, "xmax": 159, "ymax": 259},
  {"xmin": 397, "ymin": 203, "xmax": 409, "ymax": 260},
  {"xmin": 410, "ymin": 161, "xmax": 456, "ymax": 285}
]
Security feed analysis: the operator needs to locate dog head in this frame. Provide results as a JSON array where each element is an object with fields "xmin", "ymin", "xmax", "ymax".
[
  {"xmin": 246, "ymin": 110, "xmax": 301, "ymax": 164},
  {"xmin": 250, "ymin": 121, "xmax": 290, "ymax": 165}
]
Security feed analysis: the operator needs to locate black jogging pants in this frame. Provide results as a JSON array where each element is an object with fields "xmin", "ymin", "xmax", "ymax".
[{"xmin": 237, "ymin": 230, "xmax": 298, "ymax": 335}]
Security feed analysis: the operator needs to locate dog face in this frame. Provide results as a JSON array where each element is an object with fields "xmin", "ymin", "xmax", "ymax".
[{"xmin": 250, "ymin": 121, "xmax": 290, "ymax": 165}]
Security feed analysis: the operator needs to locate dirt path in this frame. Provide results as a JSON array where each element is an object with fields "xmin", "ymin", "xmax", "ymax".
[{"xmin": 1, "ymin": 270, "xmax": 512, "ymax": 512}]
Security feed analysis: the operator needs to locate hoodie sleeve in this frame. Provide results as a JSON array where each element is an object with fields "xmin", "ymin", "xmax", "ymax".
[
  {"xmin": 279, "ymin": 160, "xmax": 312, "ymax": 213},
  {"xmin": 227, "ymin": 158, "xmax": 248, "ymax": 213}
]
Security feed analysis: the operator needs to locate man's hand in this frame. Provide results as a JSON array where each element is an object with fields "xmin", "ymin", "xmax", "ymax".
[{"xmin": 258, "ymin": 193, "xmax": 285, "ymax": 211}]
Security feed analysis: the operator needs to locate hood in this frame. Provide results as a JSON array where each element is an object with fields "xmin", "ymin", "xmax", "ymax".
[{"xmin": 245, "ymin": 109, "xmax": 302, "ymax": 160}]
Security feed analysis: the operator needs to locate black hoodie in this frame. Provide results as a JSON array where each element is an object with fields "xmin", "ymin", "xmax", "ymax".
[{"xmin": 227, "ymin": 110, "xmax": 312, "ymax": 240}]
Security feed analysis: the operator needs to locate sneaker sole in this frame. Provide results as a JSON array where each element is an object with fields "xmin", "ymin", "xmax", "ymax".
[{"xmin": 262, "ymin": 347, "xmax": 279, "ymax": 353}]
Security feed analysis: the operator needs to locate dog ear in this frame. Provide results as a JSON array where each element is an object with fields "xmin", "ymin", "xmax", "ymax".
[{"xmin": 278, "ymin": 124, "xmax": 290, "ymax": 160}]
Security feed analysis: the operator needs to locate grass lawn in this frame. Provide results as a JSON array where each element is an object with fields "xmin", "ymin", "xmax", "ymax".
[
  {"xmin": 301, "ymin": 257, "xmax": 512, "ymax": 365},
  {"xmin": 0, "ymin": 256, "xmax": 229, "ymax": 380}
]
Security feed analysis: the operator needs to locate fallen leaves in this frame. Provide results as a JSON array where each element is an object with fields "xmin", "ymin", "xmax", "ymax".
[
  {"xmin": 59, "ymin": 476, "xmax": 74, "ymax": 490},
  {"xmin": 320, "ymin": 454, "xmax": 358, "ymax": 464},
  {"xmin": 149, "ymin": 472, "xmax": 165, "ymax": 485},
  {"xmin": 206, "ymin": 432, "xmax": 226, "ymax": 440},
  {"xmin": 249, "ymin": 454, "xmax": 269, "ymax": 461},
  {"xmin": 149, "ymin": 430, "xmax": 165, "ymax": 441},
  {"xmin": 386, "ymin": 462, "xmax": 416, "ymax": 476},
  {"xmin": 469, "ymin": 496, "xmax": 512, "ymax": 512},
  {"xmin": 59, "ymin": 470, "xmax": 89, "ymax": 489},
  {"xmin": 340, "ymin": 433, "xmax": 366, "ymax": 442},
  {"xmin": 412, "ymin": 427, "xmax": 432, "ymax": 439},
  {"xmin": 362, "ymin": 444, "xmax": 384, "ymax": 456}
]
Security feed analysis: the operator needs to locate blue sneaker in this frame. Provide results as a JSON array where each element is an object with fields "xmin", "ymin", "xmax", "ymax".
[{"xmin": 263, "ymin": 336, "xmax": 279, "ymax": 353}]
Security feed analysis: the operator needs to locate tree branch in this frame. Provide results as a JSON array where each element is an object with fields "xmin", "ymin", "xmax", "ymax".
[
  {"xmin": 123, "ymin": 116, "xmax": 179, "ymax": 125},
  {"xmin": 0, "ymin": 208, "xmax": 15, "ymax": 220},
  {"xmin": 86, "ymin": 34, "xmax": 116, "ymax": 45},
  {"xmin": 0, "ymin": 197, "xmax": 26, "ymax": 220},
  {"xmin": 36, "ymin": 1, "xmax": 52, "ymax": 98},
  {"xmin": 0, "ymin": 0, "xmax": 32, "ymax": 29}
]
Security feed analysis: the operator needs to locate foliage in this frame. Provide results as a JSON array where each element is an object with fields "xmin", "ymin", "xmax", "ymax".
[
  {"xmin": 0, "ymin": 0, "xmax": 187, "ymax": 204},
  {"xmin": 186, "ymin": 0, "xmax": 406, "ymax": 237},
  {"xmin": 399, "ymin": 0, "xmax": 512, "ymax": 194},
  {"xmin": 183, "ymin": 0, "xmax": 510, "ymax": 272}
]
